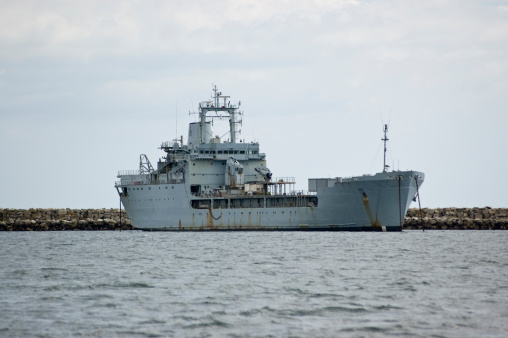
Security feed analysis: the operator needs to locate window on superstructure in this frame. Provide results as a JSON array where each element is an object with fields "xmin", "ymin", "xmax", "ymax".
[{"xmin": 240, "ymin": 151, "xmax": 245, "ymax": 154}]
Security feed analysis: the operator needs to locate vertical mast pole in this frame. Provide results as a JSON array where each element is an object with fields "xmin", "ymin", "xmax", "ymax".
[
  {"xmin": 382, "ymin": 124, "xmax": 389, "ymax": 172},
  {"xmin": 230, "ymin": 107, "xmax": 236, "ymax": 143}
]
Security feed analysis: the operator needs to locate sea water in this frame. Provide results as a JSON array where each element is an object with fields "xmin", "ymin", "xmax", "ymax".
[{"xmin": 1, "ymin": 231, "xmax": 507, "ymax": 337}]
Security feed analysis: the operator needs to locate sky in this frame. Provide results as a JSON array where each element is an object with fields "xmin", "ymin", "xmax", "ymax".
[{"xmin": 1, "ymin": 0, "xmax": 507, "ymax": 209}]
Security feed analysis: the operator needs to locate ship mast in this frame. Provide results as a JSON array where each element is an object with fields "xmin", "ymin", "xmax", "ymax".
[
  {"xmin": 198, "ymin": 85, "xmax": 240, "ymax": 144},
  {"xmin": 382, "ymin": 124, "xmax": 389, "ymax": 172}
]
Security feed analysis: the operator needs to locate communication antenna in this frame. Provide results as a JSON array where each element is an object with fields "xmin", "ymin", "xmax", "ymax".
[{"xmin": 382, "ymin": 124, "xmax": 389, "ymax": 172}]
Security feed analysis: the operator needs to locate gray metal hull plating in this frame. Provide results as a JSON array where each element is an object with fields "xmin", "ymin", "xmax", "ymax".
[{"xmin": 120, "ymin": 171, "xmax": 423, "ymax": 231}]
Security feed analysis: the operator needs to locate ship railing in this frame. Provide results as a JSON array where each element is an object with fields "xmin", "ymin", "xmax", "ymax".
[
  {"xmin": 271, "ymin": 177, "xmax": 296, "ymax": 184},
  {"xmin": 288, "ymin": 190, "xmax": 316, "ymax": 196},
  {"xmin": 194, "ymin": 189, "xmax": 316, "ymax": 198},
  {"xmin": 269, "ymin": 190, "xmax": 316, "ymax": 196},
  {"xmin": 118, "ymin": 170, "xmax": 141, "ymax": 176},
  {"xmin": 115, "ymin": 178, "xmax": 185, "ymax": 187}
]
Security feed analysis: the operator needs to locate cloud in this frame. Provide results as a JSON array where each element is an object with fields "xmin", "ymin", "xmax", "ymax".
[{"xmin": 0, "ymin": 0, "xmax": 507, "ymax": 208}]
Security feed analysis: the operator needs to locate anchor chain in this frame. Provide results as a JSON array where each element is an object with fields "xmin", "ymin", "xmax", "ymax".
[
  {"xmin": 415, "ymin": 176, "xmax": 424, "ymax": 231},
  {"xmin": 398, "ymin": 175, "xmax": 402, "ymax": 228}
]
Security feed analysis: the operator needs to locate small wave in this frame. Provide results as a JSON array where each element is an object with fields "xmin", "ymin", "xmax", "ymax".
[
  {"xmin": 319, "ymin": 306, "xmax": 368, "ymax": 314},
  {"xmin": 242, "ymin": 305, "xmax": 368, "ymax": 317},
  {"xmin": 117, "ymin": 329, "xmax": 169, "ymax": 337},
  {"xmin": 183, "ymin": 318, "xmax": 230, "ymax": 329},
  {"xmin": 94, "ymin": 281, "xmax": 154, "ymax": 288},
  {"xmin": 43, "ymin": 285, "xmax": 65, "ymax": 291},
  {"xmin": 308, "ymin": 292, "xmax": 343, "ymax": 299},
  {"xmin": 138, "ymin": 319, "xmax": 167, "ymax": 325},
  {"xmin": 80, "ymin": 294, "xmax": 114, "ymax": 301},
  {"xmin": 9, "ymin": 269, "xmax": 28, "ymax": 276},
  {"xmin": 372, "ymin": 304, "xmax": 404, "ymax": 311},
  {"xmin": 100, "ymin": 303, "xmax": 117, "ymax": 308},
  {"xmin": 479, "ymin": 259, "xmax": 499, "ymax": 264},
  {"xmin": 38, "ymin": 296, "xmax": 65, "ymax": 302},
  {"xmin": 173, "ymin": 255, "xmax": 198, "ymax": 260},
  {"xmin": 41, "ymin": 267, "xmax": 69, "ymax": 271},
  {"xmin": 340, "ymin": 325, "xmax": 393, "ymax": 333}
]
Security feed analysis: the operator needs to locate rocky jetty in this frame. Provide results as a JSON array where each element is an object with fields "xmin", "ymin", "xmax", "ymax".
[
  {"xmin": 0, "ymin": 208, "xmax": 133, "ymax": 231},
  {"xmin": 405, "ymin": 207, "xmax": 508, "ymax": 230},
  {"xmin": 0, "ymin": 207, "xmax": 507, "ymax": 231}
]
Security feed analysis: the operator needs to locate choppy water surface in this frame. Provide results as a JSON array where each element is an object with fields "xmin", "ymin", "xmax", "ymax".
[{"xmin": 1, "ymin": 231, "xmax": 507, "ymax": 337}]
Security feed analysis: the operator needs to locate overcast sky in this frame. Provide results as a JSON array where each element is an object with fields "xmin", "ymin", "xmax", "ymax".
[{"xmin": 1, "ymin": 0, "xmax": 507, "ymax": 209}]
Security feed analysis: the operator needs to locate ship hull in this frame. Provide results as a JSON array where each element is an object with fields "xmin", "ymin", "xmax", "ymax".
[{"xmin": 120, "ymin": 171, "xmax": 424, "ymax": 231}]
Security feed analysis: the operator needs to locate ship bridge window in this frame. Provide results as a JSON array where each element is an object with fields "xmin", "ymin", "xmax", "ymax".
[
  {"xmin": 240, "ymin": 151, "xmax": 245, "ymax": 154},
  {"xmin": 218, "ymin": 150, "xmax": 224, "ymax": 154}
]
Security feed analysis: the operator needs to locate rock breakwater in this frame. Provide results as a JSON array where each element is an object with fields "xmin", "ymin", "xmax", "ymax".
[
  {"xmin": 0, "ymin": 208, "xmax": 132, "ymax": 231},
  {"xmin": 405, "ymin": 207, "xmax": 508, "ymax": 230},
  {"xmin": 0, "ymin": 207, "xmax": 507, "ymax": 231}
]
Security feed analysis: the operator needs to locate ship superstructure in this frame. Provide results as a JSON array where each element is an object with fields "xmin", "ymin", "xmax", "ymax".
[{"xmin": 116, "ymin": 86, "xmax": 424, "ymax": 231}]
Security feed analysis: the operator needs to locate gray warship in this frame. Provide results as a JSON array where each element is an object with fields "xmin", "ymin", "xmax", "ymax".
[{"xmin": 115, "ymin": 86, "xmax": 424, "ymax": 231}]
